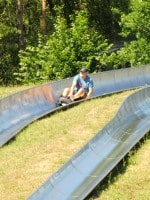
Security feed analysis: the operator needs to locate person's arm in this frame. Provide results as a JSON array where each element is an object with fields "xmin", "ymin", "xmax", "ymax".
[
  {"xmin": 86, "ymin": 87, "xmax": 93, "ymax": 99},
  {"xmin": 67, "ymin": 75, "xmax": 78, "ymax": 97},
  {"xmin": 68, "ymin": 82, "xmax": 76, "ymax": 96},
  {"xmin": 86, "ymin": 78, "xmax": 94, "ymax": 99}
]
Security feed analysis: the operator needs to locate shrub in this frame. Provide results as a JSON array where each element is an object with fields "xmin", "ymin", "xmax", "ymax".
[{"xmin": 17, "ymin": 10, "xmax": 112, "ymax": 83}]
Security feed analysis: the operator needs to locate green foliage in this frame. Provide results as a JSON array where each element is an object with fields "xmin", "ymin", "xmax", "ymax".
[
  {"xmin": 17, "ymin": 11, "xmax": 112, "ymax": 83},
  {"xmin": 0, "ymin": 0, "xmax": 149, "ymax": 85},
  {"xmin": 0, "ymin": 0, "xmax": 19, "ymax": 85},
  {"xmin": 111, "ymin": 39, "xmax": 150, "ymax": 68},
  {"xmin": 0, "ymin": 32, "xmax": 19, "ymax": 85},
  {"xmin": 86, "ymin": 0, "xmax": 130, "ymax": 40},
  {"xmin": 108, "ymin": 0, "xmax": 150, "ymax": 69},
  {"xmin": 120, "ymin": 0, "xmax": 150, "ymax": 40},
  {"xmin": 0, "ymin": 0, "xmax": 48, "ymax": 84},
  {"xmin": 15, "ymin": 35, "xmax": 49, "ymax": 83}
]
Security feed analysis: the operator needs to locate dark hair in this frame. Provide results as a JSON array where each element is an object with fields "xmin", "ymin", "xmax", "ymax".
[{"xmin": 80, "ymin": 68, "xmax": 88, "ymax": 73}]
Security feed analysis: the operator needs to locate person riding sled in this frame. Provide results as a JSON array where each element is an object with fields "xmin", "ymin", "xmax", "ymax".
[{"xmin": 61, "ymin": 68, "xmax": 94, "ymax": 103}]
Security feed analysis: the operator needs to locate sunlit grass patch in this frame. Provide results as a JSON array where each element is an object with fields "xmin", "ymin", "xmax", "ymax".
[{"xmin": 0, "ymin": 85, "xmax": 31, "ymax": 99}]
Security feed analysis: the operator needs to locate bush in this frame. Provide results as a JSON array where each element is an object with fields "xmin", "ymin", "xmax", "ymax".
[{"xmin": 17, "ymin": 11, "xmax": 112, "ymax": 84}]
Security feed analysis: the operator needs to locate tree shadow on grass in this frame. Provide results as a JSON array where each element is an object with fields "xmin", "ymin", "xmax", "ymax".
[{"xmin": 85, "ymin": 131, "xmax": 150, "ymax": 200}]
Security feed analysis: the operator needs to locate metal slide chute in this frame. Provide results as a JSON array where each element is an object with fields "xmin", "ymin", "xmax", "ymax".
[
  {"xmin": 0, "ymin": 65, "xmax": 150, "ymax": 146},
  {"xmin": 28, "ymin": 86, "xmax": 150, "ymax": 200},
  {"xmin": 0, "ymin": 65, "xmax": 150, "ymax": 199},
  {"xmin": 0, "ymin": 84, "xmax": 57, "ymax": 146}
]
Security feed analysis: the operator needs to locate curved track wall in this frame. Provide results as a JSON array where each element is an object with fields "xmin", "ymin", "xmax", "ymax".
[
  {"xmin": 0, "ymin": 65, "xmax": 150, "ymax": 199},
  {"xmin": 0, "ymin": 65, "xmax": 150, "ymax": 146},
  {"xmin": 28, "ymin": 86, "xmax": 150, "ymax": 200}
]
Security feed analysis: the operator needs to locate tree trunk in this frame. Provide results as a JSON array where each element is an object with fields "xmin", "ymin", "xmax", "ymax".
[
  {"xmin": 42, "ymin": 0, "xmax": 47, "ymax": 34},
  {"xmin": 17, "ymin": 0, "xmax": 25, "ymax": 50}
]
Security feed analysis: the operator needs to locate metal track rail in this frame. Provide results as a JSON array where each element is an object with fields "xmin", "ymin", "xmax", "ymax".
[
  {"xmin": 28, "ymin": 86, "xmax": 150, "ymax": 200},
  {"xmin": 0, "ymin": 65, "xmax": 150, "ymax": 146},
  {"xmin": 0, "ymin": 65, "xmax": 150, "ymax": 199}
]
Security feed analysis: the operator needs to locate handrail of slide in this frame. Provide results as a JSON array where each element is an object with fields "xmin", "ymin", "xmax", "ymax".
[
  {"xmin": 28, "ymin": 86, "xmax": 150, "ymax": 200},
  {"xmin": 0, "ymin": 65, "xmax": 150, "ymax": 147}
]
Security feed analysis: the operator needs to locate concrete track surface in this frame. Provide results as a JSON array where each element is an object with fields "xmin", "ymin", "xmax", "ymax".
[{"xmin": 0, "ymin": 65, "xmax": 150, "ymax": 200}]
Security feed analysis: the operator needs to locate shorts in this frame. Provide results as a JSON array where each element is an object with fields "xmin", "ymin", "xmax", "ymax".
[{"xmin": 74, "ymin": 88, "xmax": 88, "ymax": 99}]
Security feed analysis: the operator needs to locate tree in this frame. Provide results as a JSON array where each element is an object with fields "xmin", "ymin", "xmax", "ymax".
[
  {"xmin": 46, "ymin": 0, "xmax": 80, "ymax": 23},
  {"xmin": 85, "ymin": 0, "xmax": 130, "ymax": 41},
  {"xmin": 121, "ymin": 0, "xmax": 150, "ymax": 41},
  {"xmin": 41, "ymin": 0, "xmax": 47, "ymax": 34},
  {"xmin": 0, "ymin": 0, "xmax": 19, "ymax": 84},
  {"xmin": 17, "ymin": 11, "xmax": 112, "ymax": 83},
  {"xmin": 17, "ymin": 0, "xmax": 25, "ymax": 50},
  {"xmin": 109, "ymin": 0, "xmax": 150, "ymax": 68}
]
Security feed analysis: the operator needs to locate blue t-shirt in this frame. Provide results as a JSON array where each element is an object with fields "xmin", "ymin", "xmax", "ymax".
[{"xmin": 73, "ymin": 75, "xmax": 94, "ymax": 93}]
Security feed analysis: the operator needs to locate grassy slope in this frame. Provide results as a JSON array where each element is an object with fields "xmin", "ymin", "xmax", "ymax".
[
  {"xmin": 0, "ymin": 87, "xmax": 149, "ymax": 200},
  {"xmin": 0, "ymin": 86, "xmax": 31, "ymax": 99}
]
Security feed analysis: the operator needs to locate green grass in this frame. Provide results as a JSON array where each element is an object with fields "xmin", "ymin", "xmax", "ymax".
[
  {"xmin": 0, "ymin": 87, "xmax": 150, "ymax": 200},
  {"xmin": 0, "ymin": 85, "xmax": 31, "ymax": 99}
]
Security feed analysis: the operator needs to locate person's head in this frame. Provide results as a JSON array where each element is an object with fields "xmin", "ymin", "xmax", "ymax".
[{"xmin": 80, "ymin": 68, "xmax": 88, "ymax": 79}]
